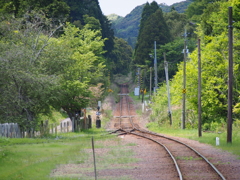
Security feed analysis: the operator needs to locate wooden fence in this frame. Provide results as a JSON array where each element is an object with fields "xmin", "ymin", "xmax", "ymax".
[
  {"xmin": 0, "ymin": 123, "xmax": 21, "ymax": 138},
  {"xmin": 0, "ymin": 115, "xmax": 92, "ymax": 138}
]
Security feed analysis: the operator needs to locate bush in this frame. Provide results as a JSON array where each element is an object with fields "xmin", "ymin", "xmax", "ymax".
[{"xmin": 203, "ymin": 123, "xmax": 210, "ymax": 131}]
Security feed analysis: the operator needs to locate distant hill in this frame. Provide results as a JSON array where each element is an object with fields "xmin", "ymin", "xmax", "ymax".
[
  {"xmin": 109, "ymin": 0, "xmax": 193, "ymax": 49},
  {"xmin": 107, "ymin": 14, "xmax": 123, "ymax": 21}
]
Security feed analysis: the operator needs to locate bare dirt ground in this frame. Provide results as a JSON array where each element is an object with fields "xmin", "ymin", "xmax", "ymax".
[{"xmin": 51, "ymin": 94, "xmax": 240, "ymax": 180}]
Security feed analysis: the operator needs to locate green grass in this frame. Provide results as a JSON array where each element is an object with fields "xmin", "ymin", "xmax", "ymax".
[
  {"xmin": 37, "ymin": 110, "xmax": 68, "ymax": 125},
  {"xmin": 147, "ymin": 122, "xmax": 240, "ymax": 158},
  {"xmin": 129, "ymin": 92, "xmax": 150, "ymax": 103},
  {"xmin": 0, "ymin": 127, "xmax": 138, "ymax": 180},
  {"xmin": 0, "ymin": 135, "xmax": 90, "ymax": 179}
]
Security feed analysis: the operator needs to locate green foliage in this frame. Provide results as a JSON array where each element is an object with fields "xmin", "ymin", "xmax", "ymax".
[
  {"xmin": 64, "ymin": 0, "xmax": 114, "ymax": 57},
  {"xmin": 0, "ymin": 132, "xmax": 138, "ymax": 179},
  {"xmin": 155, "ymin": 38, "xmax": 196, "ymax": 82},
  {"xmin": 0, "ymin": 0, "xmax": 70, "ymax": 24},
  {"xmin": 111, "ymin": 1, "xmax": 193, "ymax": 49},
  {"xmin": 0, "ymin": 15, "xmax": 62, "ymax": 127},
  {"xmin": 164, "ymin": 10, "xmax": 188, "ymax": 39},
  {"xmin": 0, "ymin": 11, "xmax": 107, "ymax": 129},
  {"xmin": 83, "ymin": 14, "xmax": 101, "ymax": 32},
  {"xmin": 51, "ymin": 23, "xmax": 106, "ymax": 117},
  {"xmin": 147, "ymin": 122, "xmax": 240, "ymax": 156},
  {"xmin": 108, "ymin": 37, "xmax": 133, "ymax": 75},
  {"xmin": 134, "ymin": 6, "xmax": 171, "ymax": 66},
  {"xmin": 110, "ymin": 5, "xmax": 144, "ymax": 49},
  {"xmin": 185, "ymin": 0, "xmax": 221, "ymax": 22},
  {"xmin": 151, "ymin": 0, "xmax": 240, "ymax": 130}
]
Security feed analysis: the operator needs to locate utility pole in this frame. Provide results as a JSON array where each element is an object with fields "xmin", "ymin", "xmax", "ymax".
[
  {"xmin": 182, "ymin": 30, "xmax": 187, "ymax": 129},
  {"xmin": 138, "ymin": 68, "xmax": 141, "ymax": 99},
  {"xmin": 227, "ymin": 6, "xmax": 233, "ymax": 143},
  {"xmin": 149, "ymin": 67, "xmax": 152, "ymax": 100},
  {"xmin": 154, "ymin": 41, "xmax": 158, "ymax": 92},
  {"xmin": 164, "ymin": 52, "xmax": 172, "ymax": 125},
  {"xmin": 198, "ymin": 39, "xmax": 202, "ymax": 137}
]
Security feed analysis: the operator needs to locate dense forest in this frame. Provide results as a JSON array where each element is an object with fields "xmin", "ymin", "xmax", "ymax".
[
  {"xmin": 148, "ymin": 0, "xmax": 240, "ymax": 131},
  {"xmin": 0, "ymin": 0, "xmax": 132, "ymax": 131}
]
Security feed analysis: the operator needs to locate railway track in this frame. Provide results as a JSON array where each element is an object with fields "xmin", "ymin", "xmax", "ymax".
[
  {"xmin": 113, "ymin": 84, "xmax": 139, "ymax": 130},
  {"xmin": 112, "ymin": 84, "xmax": 226, "ymax": 180}
]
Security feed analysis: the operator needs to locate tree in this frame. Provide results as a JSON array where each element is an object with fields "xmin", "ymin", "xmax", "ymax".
[
  {"xmin": 108, "ymin": 37, "xmax": 133, "ymax": 75},
  {"xmin": 185, "ymin": 0, "xmax": 221, "ymax": 22},
  {"xmin": 0, "ymin": 11, "xmax": 107, "ymax": 131},
  {"xmin": 0, "ymin": 14, "xmax": 63, "ymax": 130},
  {"xmin": 52, "ymin": 23, "xmax": 106, "ymax": 119},
  {"xmin": 134, "ymin": 1, "xmax": 159, "ymax": 57},
  {"xmin": 164, "ymin": 10, "xmax": 187, "ymax": 39},
  {"xmin": 64, "ymin": 0, "xmax": 114, "ymax": 56},
  {"xmin": 153, "ymin": 0, "xmax": 240, "ymax": 128},
  {"xmin": 134, "ymin": 8, "xmax": 171, "ymax": 66},
  {"xmin": 138, "ymin": 1, "xmax": 159, "ymax": 37},
  {"xmin": 0, "ymin": 0, "xmax": 70, "ymax": 23}
]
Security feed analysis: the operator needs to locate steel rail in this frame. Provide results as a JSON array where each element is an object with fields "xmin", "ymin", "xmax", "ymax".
[
  {"xmin": 122, "ymin": 129, "xmax": 183, "ymax": 180},
  {"xmin": 118, "ymin": 85, "xmax": 135, "ymax": 130},
  {"xmin": 125, "ymin": 95, "xmax": 135, "ymax": 129},
  {"xmin": 112, "ymin": 85, "xmax": 225, "ymax": 180},
  {"xmin": 133, "ymin": 128, "xmax": 226, "ymax": 180}
]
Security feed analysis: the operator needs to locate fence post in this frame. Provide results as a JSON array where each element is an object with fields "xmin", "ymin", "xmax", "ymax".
[
  {"xmin": 67, "ymin": 122, "xmax": 69, "ymax": 132},
  {"xmin": 78, "ymin": 119, "xmax": 80, "ymax": 131},
  {"xmin": 55, "ymin": 123, "xmax": 57, "ymax": 136},
  {"xmin": 44, "ymin": 120, "xmax": 49, "ymax": 136},
  {"xmin": 40, "ymin": 121, "xmax": 43, "ymax": 136},
  {"xmin": 7, "ymin": 123, "xmax": 10, "ymax": 138},
  {"xmin": 88, "ymin": 115, "xmax": 92, "ymax": 129},
  {"xmin": 51, "ymin": 124, "xmax": 54, "ymax": 134},
  {"xmin": 22, "ymin": 127, "xmax": 25, "ymax": 138},
  {"xmin": 72, "ymin": 117, "xmax": 75, "ymax": 132},
  {"xmin": 0, "ymin": 124, "xmax": 2, "ymax": 137}
]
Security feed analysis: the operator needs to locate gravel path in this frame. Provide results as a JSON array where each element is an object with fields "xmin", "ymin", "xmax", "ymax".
[{"xmin": 51, "ymin": 95, "xmax": 240, "ymax": 179}]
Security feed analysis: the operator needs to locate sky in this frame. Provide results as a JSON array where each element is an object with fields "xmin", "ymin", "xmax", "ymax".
[{"xmin": 98, "ymin": 0, "xmax": 184, "ymax": 17}]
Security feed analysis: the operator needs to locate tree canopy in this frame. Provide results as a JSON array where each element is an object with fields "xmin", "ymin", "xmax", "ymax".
[
  {"xmin": 134, "ymin": 3, "xmax": 171, "ymax": 66},
  {"xmin": 0, "ymin": 9, "xmax": 107, "ymax": 129},
  {"xmin": 152, "ymin": 0, "xmax": 240, "ymax": 129}
]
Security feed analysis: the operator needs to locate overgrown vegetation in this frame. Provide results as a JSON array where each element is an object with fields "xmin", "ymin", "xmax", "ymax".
[
  {"xmin": 0, "ymin": 0, "xmax": 133, "ymax": 131},
  {"xmin": 0, "ymin": 129, "xmax": 139, "ymax": 180},
  {"xmin": 147, "ymin": 122, "xmax": 240, "ymax": 157},
  {"xmin": 149, "ymin": 0, "xmax": 240, "ymax": 136}
]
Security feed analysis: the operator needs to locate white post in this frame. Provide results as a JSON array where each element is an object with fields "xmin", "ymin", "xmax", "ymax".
[{"xmin": 216, "ymin": 137, "xmax": 220, "ymax": 146}]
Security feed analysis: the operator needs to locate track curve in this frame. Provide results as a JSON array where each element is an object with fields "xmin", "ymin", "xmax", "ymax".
[{"xmin": 111, "ymin": 84, "xmax": 226, "ymax": 180}]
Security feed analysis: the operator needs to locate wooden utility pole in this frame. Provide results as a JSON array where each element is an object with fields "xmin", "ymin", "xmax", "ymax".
[
  {"xmin": 227, "ymin": 6, "xmax": 233, "ymax": 143},
  {"xmin": 198, "ymin": 39, "xmax": 202, "ymax": 137},
  {"xmin": 149, "ymin": 67, "xmax": 152, "ymax": 100},
  {"xmin": 92, "ymin": 137, "xmax": 97, "ymax": 180},
  {"xmin": 138, "ymin": 68, "xmax": 141, "ymax": 99},
  {"xmin": 182, "ymin": 31, "xmax": 187, "ymax": 129},
  {"xmin": 164, "ymin": 53, "xmax": 172, "ymax": 125},
  {"xmin": 154, "ymin": 41, "xmax": 158, "ymax": 92}
]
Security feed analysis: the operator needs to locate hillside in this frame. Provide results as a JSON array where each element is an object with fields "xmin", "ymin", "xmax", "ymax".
[{"xmin": 109, "ymin": 0, "xmax": 193, "ymax": 48}]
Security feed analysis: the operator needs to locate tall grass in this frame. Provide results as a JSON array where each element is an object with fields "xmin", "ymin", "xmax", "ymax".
[
  {"xmin": 0, "ymin": 128, "xmax": 138, "ymax": 180},
  {"xmin": 147, "ymin": 122, "xmax": 240, "ymax": 157},
  {"xmin": 0, "ymin": 134, "xmax": 90, "ymax": 179}
]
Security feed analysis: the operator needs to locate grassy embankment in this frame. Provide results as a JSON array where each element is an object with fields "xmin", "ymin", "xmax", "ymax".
[
  {"xmin": 0, "ymin": 123, "xmax": 138, "ymax": 180},
  {"xmin": 0, "ymin": 86, "xmax": 138, "ymax": 180},
  {"xmin": 129, "ymin": 90, "xmax": 240, "ymax": 158}
]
